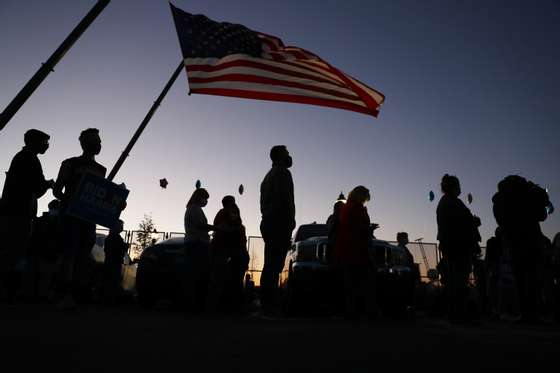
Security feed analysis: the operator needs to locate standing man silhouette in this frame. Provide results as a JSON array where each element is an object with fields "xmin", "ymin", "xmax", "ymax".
[
  {"xmin": 260, "ymin": 145, "xmax": 295, "ymax": 314},
  {"xmin": 436, "ymin": 174, "xmax": 480, "ymax": 323},
  {"xmin": 53, "ymin": 128, "xmax": 106, "ymax": 308},
  {"xmin": 0, "ymin": 129, "xmax": 54, "ymax": 302}
]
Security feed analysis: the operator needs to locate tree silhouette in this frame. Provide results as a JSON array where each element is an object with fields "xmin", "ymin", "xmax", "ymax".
[{"xmin": 134, "ymin": 214, "xmax": 157, "ymax": 258}]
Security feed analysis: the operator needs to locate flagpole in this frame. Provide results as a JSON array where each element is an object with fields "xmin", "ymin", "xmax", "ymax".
[
  {"xmin": 107, "ymin": 61, "xmax": 185, "ymax": 181},
  {"xmin": 0, "ymin": 0, "xmax": 111, "ymax": 132}
]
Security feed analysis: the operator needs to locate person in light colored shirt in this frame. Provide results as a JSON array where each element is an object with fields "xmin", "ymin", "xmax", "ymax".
[{"xmin": 184, "ymin": 188, "xmax": 214, "ymax": 310}]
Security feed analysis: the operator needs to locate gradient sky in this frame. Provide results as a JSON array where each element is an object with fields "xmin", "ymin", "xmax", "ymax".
[{"xmin": 1, "ymin": 0, "xmax": 559, "ymax": 244}]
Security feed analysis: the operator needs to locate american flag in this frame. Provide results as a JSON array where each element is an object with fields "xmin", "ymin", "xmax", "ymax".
[{"xmin": 170, "ymin": 4, "xmax": 385, "ymax": 117}]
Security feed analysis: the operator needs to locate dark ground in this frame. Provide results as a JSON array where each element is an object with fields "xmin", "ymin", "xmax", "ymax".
[{"xmin": 1, "ymin": 304, "xmax": 558, "ymax": 372}]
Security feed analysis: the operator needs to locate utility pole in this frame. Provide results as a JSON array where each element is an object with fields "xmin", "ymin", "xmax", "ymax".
[{"xmin": 107, "ymin": 61, "xmax": 185, "ymax": 181}]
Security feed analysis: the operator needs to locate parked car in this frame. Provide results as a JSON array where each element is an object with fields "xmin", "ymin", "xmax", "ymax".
[
  {"xmin": 135, "ymin": 237, "xmax": 189, "ymax": 307},
  {"xmin": 280, "ymin": 223, "xmax": 415, "ymax": 314},
  {"xmin": 136, "ymin": 237, "xmax": 251, "ymax": 309}
]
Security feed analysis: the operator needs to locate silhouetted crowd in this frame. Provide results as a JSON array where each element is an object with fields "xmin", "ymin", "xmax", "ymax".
[
  {"xmin": 434, "ymin": 173, "xmax": 558, "ymax": 324},
  {"xmin": 0, "ymin": 128, "xmax": 119, "ymax": 309},
  {"xmin": 1, "ymin": 131, "xmax": 559, "ymax": 325}
]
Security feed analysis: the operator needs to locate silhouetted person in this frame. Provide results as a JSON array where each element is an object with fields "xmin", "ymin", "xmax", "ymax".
[
  {"xmin": 327, "ymin": 200, "xmax": 344, "ymax": 261},
  {"xmin": 492, "ymin": 175, "xmax": 549, "ymax": 323},
  {"xmin": 327, "ymin": 200, "xmax": 345, "ymax": 313},
  {"xmin": 25, "ymin": 199, "xmax": 62, "ymax": 301},
  {"xmin": 0, "ymin": 129, "xmax": 54, "ymax": 303},
  {"xmin": 102, "ymin": 220, "xmax": 127, "ymax": 304},
  {"xmin": 396, "ymin": 232, "xmax": 415, "ymax": 271},
  {"xmin": 244, "ymin": 273, "xmax": 256, "ymax": 306},
  {"xmin": 551, "ymin": 233, "xmax": 560, "ymax": 322},
  {"xmin": 260, "ymin": 145, "xmax": 295, "ymax": 314},
  {"xmin": 485, "ymin": 227, "xmax": 503, "ymax": 318},
  {"xmin": 53, "ymin": 128, "xmax": 106, "ymax": 309},
  {"xmin": 207, "ymin": 196, "xmax": 249, "ymax": 313},
  {"xmin": 184, "ymin": 188, "xmax": 214, "ymax": 311},
  {"xmin": 397, "ymin": 232, "xmax": 419, "ymax": 309},
  {"xmin": 334, "ymin": 186, "xmax": 377, "ymax": 320},
  {"xmin": 539, "ymin": 233, "xmax": 555, "ymax": 320},
  {"xmin": 436, "ymin": 174, "xmax": 480, "ymax": 323}
]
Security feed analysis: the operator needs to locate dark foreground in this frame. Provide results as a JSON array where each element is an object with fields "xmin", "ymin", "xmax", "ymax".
[{"xmin": 1, "ymin": 304, "xmax": 558, "ymax": 371}]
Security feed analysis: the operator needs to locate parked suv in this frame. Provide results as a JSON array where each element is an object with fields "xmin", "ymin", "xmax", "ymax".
[{"xmin": 280, "ymin": 223, "xmax": 415, "ymax": 314}]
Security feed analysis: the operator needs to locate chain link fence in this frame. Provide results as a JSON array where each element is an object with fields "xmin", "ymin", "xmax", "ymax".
[
  {"xmin": 96, "ymin": 228, "xmax": 485, "ymax": 288},
  {"xmin": 246, "ymin": 236, "xmax": 442, "ymax": 286}
]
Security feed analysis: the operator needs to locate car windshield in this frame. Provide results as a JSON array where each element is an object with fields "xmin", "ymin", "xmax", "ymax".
[
  {"xmin": 295, "ymin": 224, "xmax": 329, "ymax": 242},
  {"xmin": 373, "ymin": 245, "xmax": 386, "ymax": 265},
  {"xmin": 390, "ymin": 246, "xmax": 407, "ymax": 266}
]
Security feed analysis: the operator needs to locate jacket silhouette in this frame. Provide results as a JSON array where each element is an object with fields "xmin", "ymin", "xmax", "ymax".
[{"xmin": 1, "ymin": 145, "xmax": 51, "ymax": 217}]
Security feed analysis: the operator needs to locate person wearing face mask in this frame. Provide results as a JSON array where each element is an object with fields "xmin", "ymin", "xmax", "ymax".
[
  {"xmin": 206, "ymin": 195, "xmax": 248, "ymax": 313},
  {"xmin": 334, "ymin": 186, "xmax": 377, "ymax": 320},
  {"xmin": 436, "ymin": 174, "xmax": 481, "ymax": 323},
  {"xmin": 53, "ymin": 128, "xmax": 106, "ymax": 309},
  {"xmin": 259, "ymin": 145, "xmax": 296, "ymax": 315},
  {"xmin": 184, "ymin": 187, "xmax": 214, "ymax": 311},
  {"xmin": 0, "ymin": 129, "xmax": 54, "ymax": 303}
]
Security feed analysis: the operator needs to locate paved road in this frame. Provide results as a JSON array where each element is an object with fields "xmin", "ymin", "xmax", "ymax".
[{"xmin": 1, "ymin": 304, "xmax": 558, "ymax": 371}]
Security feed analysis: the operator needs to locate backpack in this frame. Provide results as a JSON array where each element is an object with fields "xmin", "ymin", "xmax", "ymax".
[{"xmin": 497, "ymin": 175, "xmax": 550, "ymax": 222}]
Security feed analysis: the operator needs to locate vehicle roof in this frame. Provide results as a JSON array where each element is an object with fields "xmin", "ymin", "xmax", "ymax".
[
  {"xmin": 293, "ymin": 224, "xmax": 395, "ymax": 246},
  {"xmin": 147, "ymin": 235, "xmax": 395, "ymax": 249},
  {"xmin": 295, "ymin": 223, "xmax": 329, "ymax": 242},
  {"xmin": 371, "ymin": 239, "xmax": 392, "ymax": 246},
  {"xmin": 155, "ymin": 237, "xmax": 185, "ymax": 246}
]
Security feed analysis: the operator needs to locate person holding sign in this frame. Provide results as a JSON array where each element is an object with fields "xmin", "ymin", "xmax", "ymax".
[{"xmin": 53, "ymin": 128, "xmax": 106, "ymax": 309}]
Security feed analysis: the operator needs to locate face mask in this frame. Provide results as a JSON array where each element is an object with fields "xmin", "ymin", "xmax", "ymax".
[
  {"xmin": 285, "ymin": 155, "xmax": 293, "ymax": 168},
  {"xmin": 91, "ymin": 142, "xmax": 102, "ymax": 155},
  {"xmin": 39, "ymin": 143, "xmax": 49, "ymax": 154},
  {"xmin": 83, "ymin": 135, "xmax": 102, "ymax": 155},
  {"xmin": 201, "ymin": 200, "xmax": 208, "ymax": 207}
]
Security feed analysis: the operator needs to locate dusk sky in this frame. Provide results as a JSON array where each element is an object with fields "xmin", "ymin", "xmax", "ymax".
[{"xmin": 1, "ymin": 0, "xmax": 559, "ymax": 244}]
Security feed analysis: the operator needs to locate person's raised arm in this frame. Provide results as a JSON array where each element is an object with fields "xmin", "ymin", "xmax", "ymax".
[
  {"xmin": 30, "ymin": 158, "xmax": 53, "ymax": 199},
  {"xmin": 52, "ymin": 161, "xmax": 69, "ymax": 201}
]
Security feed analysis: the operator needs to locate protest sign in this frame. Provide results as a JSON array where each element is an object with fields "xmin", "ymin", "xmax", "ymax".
[{"xmin": 67, "ymin": 174, "xmax": 129, "ymax": 228}]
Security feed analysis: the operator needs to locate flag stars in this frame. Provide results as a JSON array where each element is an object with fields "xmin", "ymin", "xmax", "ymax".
[{"xmin": 177, "ymin": 12, "xmax": 262, "ymax": 58}]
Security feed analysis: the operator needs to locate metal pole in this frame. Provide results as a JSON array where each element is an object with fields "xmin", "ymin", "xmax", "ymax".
[
  {"xmin": 0, "ymin": 0, "xmax": 111, "ymax": 131},
  {"xmin": 107, "ymin": 61, "xmax": 185, "ymax": 181}
]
